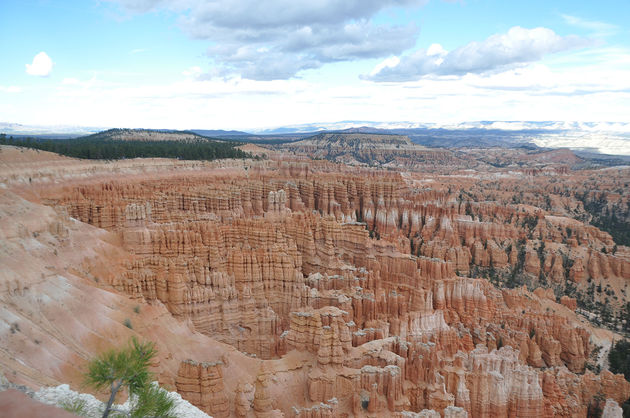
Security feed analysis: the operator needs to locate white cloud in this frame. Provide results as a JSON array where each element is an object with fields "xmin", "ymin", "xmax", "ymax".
[
  {"xmin": 114, "ymin": 0, "xmax": 427, "ymax": 27},
  {"xmin": 426, "ymin": 43, "xmax": 446, "ymax": 57},
  {"xmin": 106, "ymin": 0, "xmax": 426, "ymax": 80},
  {"xmin": 364, "ymin": 26, "xmax": 590, "ymax": 81},
  {"xmin": 25, "ymin": 52, "xmax": 54, "ymax": 77},
  {"xmin": 369, "ymin": 56, "xmax": 400, "ymax": 77},
  {"xmin": 7, "ymin": 43, "xmax": 630, "ymax": 130},
  {"xmin": 15, "ymin": 49, "xmax": 625, "ymax": 131}
]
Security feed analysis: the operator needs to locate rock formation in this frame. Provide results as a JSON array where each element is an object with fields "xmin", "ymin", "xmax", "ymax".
[
  {"xmin": 2, "ymin": 145, "xmax": 630, "ymax": 417},
  {"xmin": 175, "ymin": 360, "xmax": 230, "ymax": 417}
]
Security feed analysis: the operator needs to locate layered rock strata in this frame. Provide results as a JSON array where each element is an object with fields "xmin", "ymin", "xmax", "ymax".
[{"xmin": 21, "ymin": 157, "xmax": 630, "ymax": 417}]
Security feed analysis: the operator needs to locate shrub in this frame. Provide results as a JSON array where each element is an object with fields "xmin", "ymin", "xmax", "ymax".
[{"xmin": 59, "ymin": 397, "xmax": 88, "ymax": 416}]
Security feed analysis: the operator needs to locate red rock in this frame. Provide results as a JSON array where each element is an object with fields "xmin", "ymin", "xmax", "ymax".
[
  {"xmin": 6, "ymin": 150, "xmax": 630, "ymax": 418},
  {"xmin": 560, "ymin": 296, "xmax": 577, "ymax": 311},
  {"xmin": 175, "ymin": 360, "xmax": 230, "ymax": 417},
  {"xmin": 0, "ymin": 390, "xmax": 76, "ymax": 418}
]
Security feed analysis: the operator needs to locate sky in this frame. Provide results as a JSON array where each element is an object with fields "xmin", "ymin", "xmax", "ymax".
[{"xmin": 1, "ymin": 0, "xmax": 629, "ymax": 131}]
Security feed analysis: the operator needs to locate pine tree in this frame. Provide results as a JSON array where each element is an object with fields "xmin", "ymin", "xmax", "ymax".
[{"xmin": 84, "ymin": 337, "xmax": 176, "ymax": 418}]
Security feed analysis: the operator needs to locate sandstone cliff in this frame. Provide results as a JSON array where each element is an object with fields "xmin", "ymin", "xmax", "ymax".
[{"xmin": 2, "ymin": 147, "xmax": 630, "ymax": 417}]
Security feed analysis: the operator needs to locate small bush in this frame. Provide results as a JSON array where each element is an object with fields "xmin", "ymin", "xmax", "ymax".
[
  {"xmin": 133, "ymin": 305, "xmax": 141, "ymax": 314},
  {"xmin": 59, "ymin": 397, "xmax": 88, "ymax": 416},
  {"xmin": 123, "ymin": 318, "xmax": 133, "ymax": 329},
  {"xmin": 361, "ymin": 399, "xmax": 369, "ymax": 410}
]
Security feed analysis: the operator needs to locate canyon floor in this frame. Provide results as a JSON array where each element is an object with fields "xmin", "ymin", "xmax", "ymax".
[{"xmin": 1, "ymin": 136, "xmax": 629, "ymax": 417}]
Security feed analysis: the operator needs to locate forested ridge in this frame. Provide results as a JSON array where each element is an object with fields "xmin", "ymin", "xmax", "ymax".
[{"xmin": 0, "ymin": 133, "xmax": 253, "ymax": 161}]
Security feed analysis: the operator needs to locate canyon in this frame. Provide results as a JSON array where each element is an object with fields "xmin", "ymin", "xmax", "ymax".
[{"xmin": 1, "ymin": 135, "xmax": 629, "ymax": 417}]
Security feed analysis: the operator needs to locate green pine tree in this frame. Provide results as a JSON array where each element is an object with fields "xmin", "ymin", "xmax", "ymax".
[{"xmin": 84, "ymin": 337, "xmax": 176, "ymax": 418}]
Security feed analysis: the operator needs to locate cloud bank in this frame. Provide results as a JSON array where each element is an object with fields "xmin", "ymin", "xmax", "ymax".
[
  {"xmin": 108, "ymin": 0, "xmax": 426, "ymax": 80},
  {"xmin": 364, "ymin": 26, "xmax": 590, "ymax": 81}
]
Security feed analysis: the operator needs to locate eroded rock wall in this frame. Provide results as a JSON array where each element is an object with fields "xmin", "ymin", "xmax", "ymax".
[{"xmin": 29, "ymin": 160, "xmax": 630, "ymax": 417}]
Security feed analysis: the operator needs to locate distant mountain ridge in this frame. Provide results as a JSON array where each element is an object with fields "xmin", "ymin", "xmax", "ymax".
[
  {"xmin": 275, "ymin": 132, "xmax": 454, "ymax": 167},
  {"xmin": 80, "ymin": 128, "xmax": 224, "ymax": 142},
  {"xmin": 191, "ymin": 129, "xmax": 253, "ymax": 137},
  {"xmin": 0, "ymin": 122, "xmax": 103, "ymax": 138},
  {"xmin": 251, "ymin": 120, "xmax": 630, "ymax": 134},
  {"xmin": 293, "ymin": 132, "xmax": 418, "ymax": 147},
  {"xmin": 3, "ymin": 121, "xmax": 629, "ymax": 156}
]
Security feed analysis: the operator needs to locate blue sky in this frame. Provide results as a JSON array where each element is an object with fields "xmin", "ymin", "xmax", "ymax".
[{"xmin": 1, "ymin": 0, "xmax": 629, "ymax": 130}]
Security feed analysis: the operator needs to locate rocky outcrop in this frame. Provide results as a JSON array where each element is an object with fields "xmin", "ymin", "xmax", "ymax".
[
  {"xmin": 285, "ymin": 307, "xmax": 352, "ymax": 365},
  {"xmin": 292, "ymin": 398, "xmax": 339, "ymax": 417},
  {"xmin": 234, "ymin": 382, "xmax": 254, "ymax": 417},
  {"xmin": 175, "ymin": 360, "xmax": 230, "ymax": 417},
  {"xmin": 560, "ymin": 296, "xmax": 577, "ymax": 311},
  {"xmin": 18, "ymin": 156, "xmax": 629, "ymax": 418},
  {"xmin": 467, "ymin": 346, "xmax": 544, "ymax": 417},
  {"xmin": 253, "ymin": 370, "xmax": 283, "ymax": 418},
  {"xmin": 541, "ymin": 368, "xmax": 630, "ymax": 417},
  {"xmin": 276, "ymin": 133, "xmax": 456, "ymax": 169},
  {"xmin": 602, "ymin": 399, "xmax": 623, "ymax": 418}
]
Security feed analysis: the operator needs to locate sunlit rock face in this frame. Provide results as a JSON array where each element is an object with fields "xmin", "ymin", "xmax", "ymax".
[{"xmin": 3, "ymin": 144, "xmax": 630, "ymax": 417}]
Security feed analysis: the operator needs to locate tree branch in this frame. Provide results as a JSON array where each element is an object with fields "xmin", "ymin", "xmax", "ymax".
[{"xmin": 102, "ymin": 379, "xmax": 124, "ymax": 418}]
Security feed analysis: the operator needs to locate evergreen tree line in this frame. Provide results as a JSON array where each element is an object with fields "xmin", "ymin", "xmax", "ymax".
[
  {"xmin": 577, "ymin": 192, "xmax": 630, "ymax": 247},
  {"xmin": 608, "ymin": 339, "xmax": 630, "ymax": 416},
  {"xmin": 0, "ymin": 134, "xmax": 254, "ymax": 161}
]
